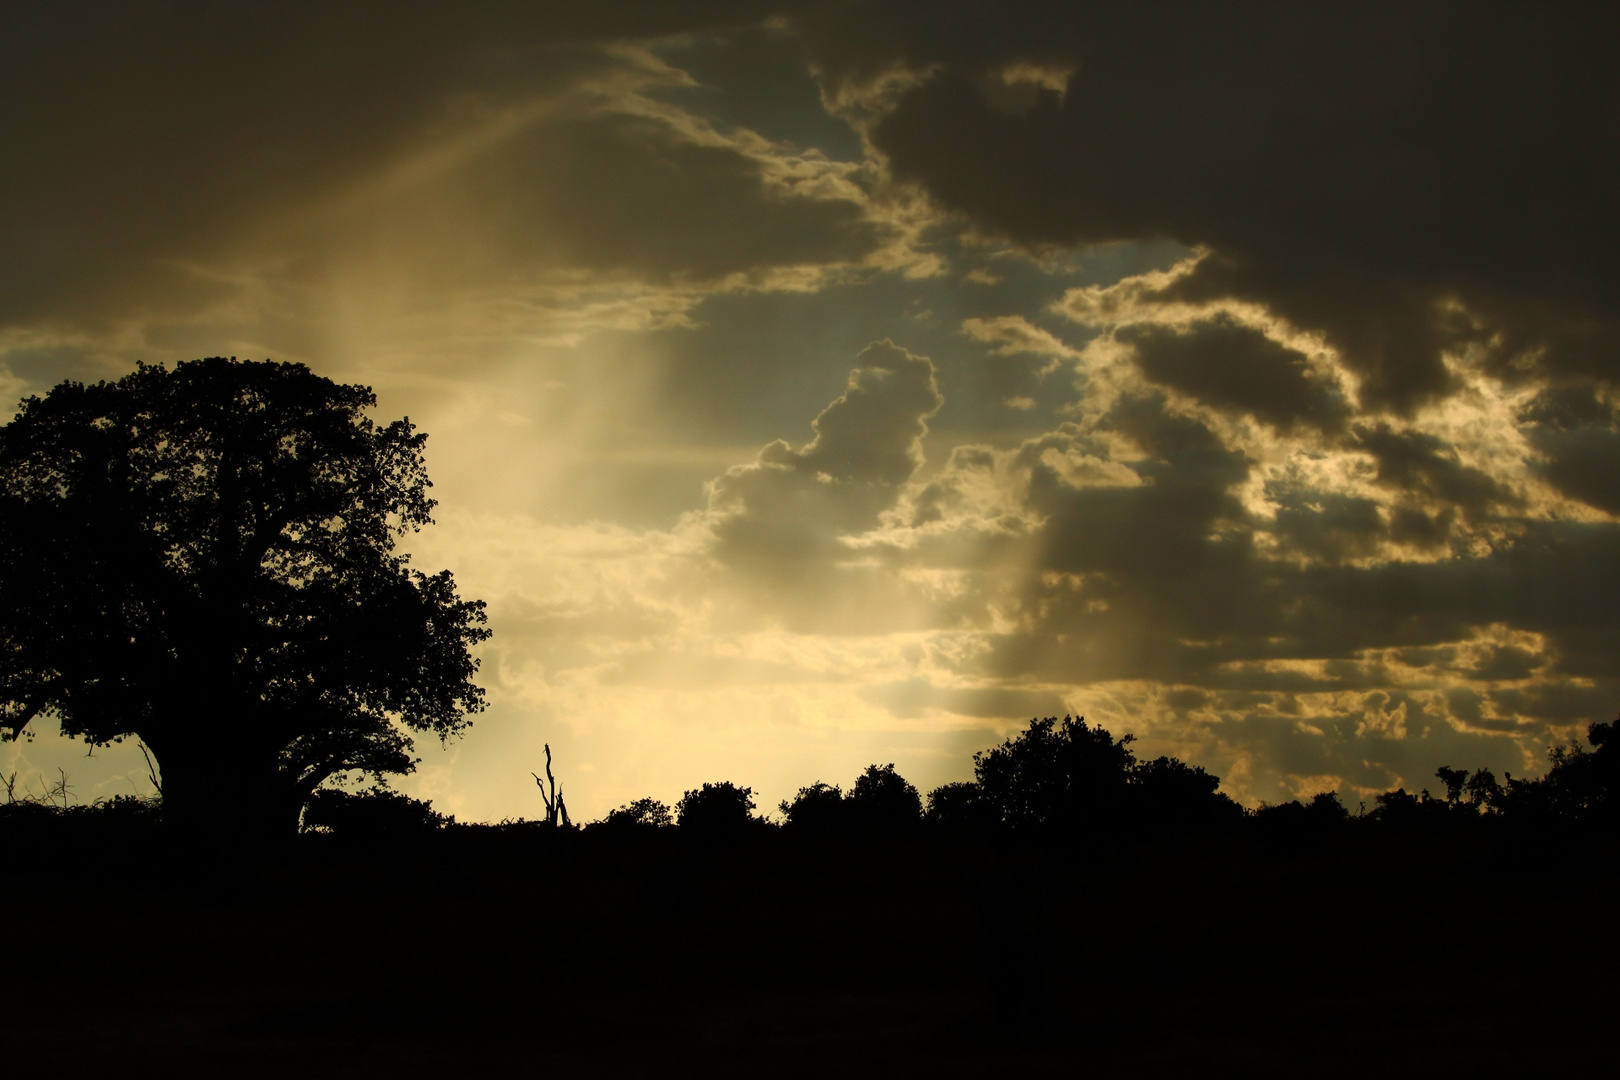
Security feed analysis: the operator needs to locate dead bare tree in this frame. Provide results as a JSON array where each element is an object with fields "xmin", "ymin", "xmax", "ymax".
[
  {"xmin": 531, "ymin": 744, "xmax": 571, "ymax": 828},
  {"xmin": 138, "ymin": 742, "xmax": 163, "ymax": 798}
]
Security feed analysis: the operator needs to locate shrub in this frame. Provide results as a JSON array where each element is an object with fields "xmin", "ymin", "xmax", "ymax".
[{"xmin": 303, "ymin": 788, "xmax": 451, "ymax": 837}]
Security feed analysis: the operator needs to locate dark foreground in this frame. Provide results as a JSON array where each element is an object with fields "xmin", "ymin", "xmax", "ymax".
[{"xmin": 5, "ymin": 823, "xmax": 1614, "ymax": 1077}]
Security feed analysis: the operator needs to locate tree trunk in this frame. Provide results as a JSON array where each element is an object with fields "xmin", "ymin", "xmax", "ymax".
[{"xmin": 145, "ymin": 733, "xmax": 304, "ymax": 845}]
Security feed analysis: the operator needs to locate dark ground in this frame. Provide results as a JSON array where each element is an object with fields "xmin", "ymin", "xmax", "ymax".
[{"xmin": 4, "ymin": 824, "xmax": 1614, "ymax": 1077}]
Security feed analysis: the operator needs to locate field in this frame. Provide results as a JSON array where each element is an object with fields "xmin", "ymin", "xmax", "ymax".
[{"xmin": 5, "ymin": 821, "xmax": 1614, "ymax": 1077}]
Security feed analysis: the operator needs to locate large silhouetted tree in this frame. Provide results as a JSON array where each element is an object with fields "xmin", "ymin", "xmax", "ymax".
[
  {"xmin": 974, "ymin": 715, "xmax": 1137, "ymax": 831},
  {"xmin": 969, "ymin": 716, "xmax": 1241, "ymax": 833},
  {"xmin": 0, "ymin": 359, "xmax": 489, "ymax": 837}
]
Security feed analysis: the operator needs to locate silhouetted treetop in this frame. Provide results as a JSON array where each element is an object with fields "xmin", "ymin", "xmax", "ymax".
[
  {"xmin": 0, "ymin": 358, "xmax": 489, "ymax": 838},
  {"xmin": 1131, "ymin": 755, "xmax": 1245, "ymax": 828},
  {"xmin": 847, "ymin": 763, "xmax": 922, "ymax": 830},
  {"xmin": 1461, "ymin": 716, "xmax": 1619, "ymax": 828},
  {"xmin": 676, "ymin": 781, "xmax": 759, "ymax": 834},
  {"xmin": 779, "ymin": 780, "xmax": 844, "ymax": 831},
  {"xmin": 598, "ymin": 796, "xmax": 674, "ymax": 829},
  {"xmin": 1522, "ymin": 718, "xmax": 1618, "ymax": 826},
  {"xmin": 778, "ymin": 764, "xmax": 923, "ymax": 834},
  {"xmin": 945, "ymin": 716, "xmax": 1243, "ymax": 834},
  {"xmin": 974, "ymin": 715, "xmax": 1137, "ymax": 831}
]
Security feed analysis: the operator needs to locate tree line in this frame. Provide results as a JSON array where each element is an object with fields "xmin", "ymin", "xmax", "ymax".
[
  {"xmin": 17, "ymin": 710, "xmax": 1612, "ymax": 846},
  {"xmin": 573, "ymin": 712, "xmax": 1619, "ymax": 842}
]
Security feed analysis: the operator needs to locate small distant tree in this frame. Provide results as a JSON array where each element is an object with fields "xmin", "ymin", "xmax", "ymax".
[
  {"xmin": 1463, "ymin": 768, "xmax": 1503, "ymax": 810},
  {"xmin": 1368, "ymin": 786, "xmax": 1451, "ymax": 828},
  {"xmin": 1306, "ymin": 791, "xmax": 1350, "ymax": 825},
  {"xmin": 779, "ymin": 781, "xmax": 845, "ymax": 831},
  {"xmin": 1534, "ymin": 719, "xmax": 1617, "ymax": 825},
  {"xmin": 1428, "ymin": 765, "xmax": 1505, "ymax": 818},
  {"xmin": 846, "ymin": 763, "xmax": 921, "ymax": 830},
  {"xmin": 676, "ymin": 781, "xmax": 759, "ymax": 834},
  {"xmin": 599, "ymin": 796, "xmax": 673, "ymax": 829},
  {"xmin": 1436, "ymin": 766, "xmax": 1470, "ymax": 805},
  {"xmin": 969, "ymin": 716, "xmax": 1241, "ymax": 834}
]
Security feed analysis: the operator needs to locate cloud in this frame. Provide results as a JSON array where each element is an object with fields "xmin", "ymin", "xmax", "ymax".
[
  {"xmin": 960, "ymin": 315, "xmax": 1080, "ymax": 365},
  {"xmin": 701, "ymin": 339, "xmax": 942, "ymax": 619},
  {"xmin": 1117, "ymin": 314, "xmax": 1352, "ymax": 434},
  {"xmin": 1518, "ymin": 385, "xmax": 1620, "ymax": 515},
  {"xmin": 0, "ymin": 4, "xmax": 903, "ymax": 378},
  {"xmin": 795, "ymin": 3, "xmax": 1620, "ymax": 412},
  {"xmin": 1353, "ymin": 422, "xmax": 1522, "ymax": 521}
]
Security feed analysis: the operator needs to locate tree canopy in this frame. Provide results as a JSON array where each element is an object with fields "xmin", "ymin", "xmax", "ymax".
[
  {"xmin": 676, "ymin": 781, "xmax": 759, "ymax": 834},
  {"xmin": 778, "ymin": 764, "xmax": 924, "ymax": 834},
  {"xmin": 0, "ymin": 358, "xmax": 489, "ymax": 836},
  {"xmin": 949, "ymin": 715, "xmax": 1243, "ymax": 834}
]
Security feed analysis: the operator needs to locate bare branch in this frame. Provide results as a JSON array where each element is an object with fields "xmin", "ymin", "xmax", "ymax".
[{"xmin": 138, "ymin": 742, "xmax": 163, "ymax": 796}]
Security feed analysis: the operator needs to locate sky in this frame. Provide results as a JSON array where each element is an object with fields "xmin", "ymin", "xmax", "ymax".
[{"xmin": 4, "ymin": 1, "xmax": 1619, "ymax": 822}]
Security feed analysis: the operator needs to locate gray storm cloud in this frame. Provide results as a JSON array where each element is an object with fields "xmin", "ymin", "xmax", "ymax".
[
  {"xmin": 1118, "ymin": 316, "xmax": 1352, "ymax": 436},
  {"xmin": 795, "ymin": 1, "xmax": 1620, "ymax": 410}
]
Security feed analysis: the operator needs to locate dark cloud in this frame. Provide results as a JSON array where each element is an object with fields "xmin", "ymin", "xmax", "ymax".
[
  {"xmin": 1031, "ymin": 394, "xmax": 1252, "ymax": 583},
  {"xmin": 1465, "ymin": 645, "xmax": 1542, "ymax": 684},
  {"xmin": 1353, "ymin": 423, "xmax": 1520, "ymax": 520},
  {"xmin": 795, "ymin": 1, "xmax": 1620, "ymax": 411},
  {"xmin": 1518, "ymin": 384, "xmax": 1615, "ymax": 432},
  {"xmin": 1266, "ymin": 491, "xmax": 1389, "ymax": 565},
  {"xmin": 1518, "ymin": 385, "xmax": 1620, "ymax": 515},
  {"xmin": 1527, "ymin": 427, "xmax": 1620, "ymax": 517},
  {"xmin": 1489, "ymin": 681, "xmax": 1617, "ymax": 727},
  {"xmin": 0, "ymin": 1, "xmax": 840, "ymax": 330},
  {"xmin": 1118, "ymin": 314, "xmax": 1351, "ymax": 433},
  {"xmin": 959, "ymin": 431, "xmax": 1619, "ymax": 715}
]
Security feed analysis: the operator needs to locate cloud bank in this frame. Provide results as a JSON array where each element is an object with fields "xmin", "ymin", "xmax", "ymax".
[{"xmin": 4, "ymin": 2, "xmax": 1616, "ymax": 818}]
